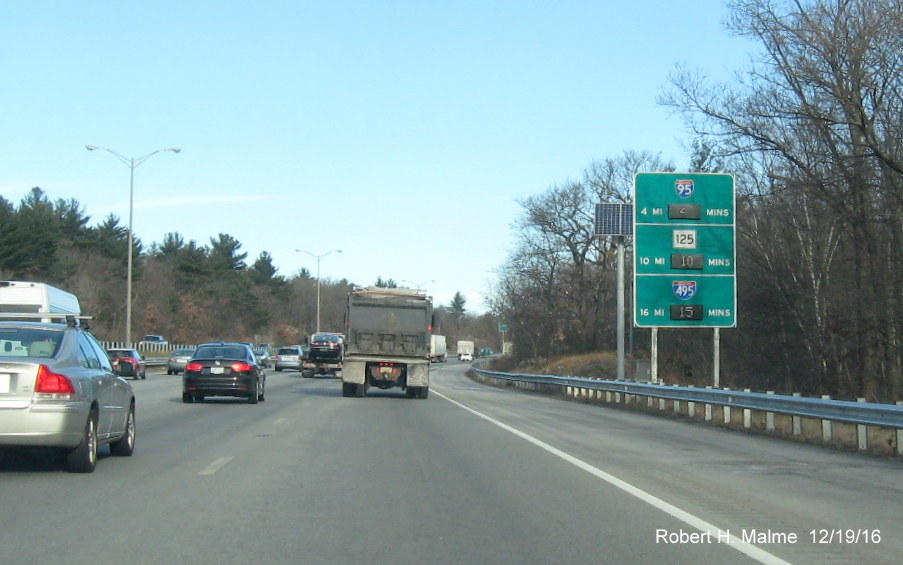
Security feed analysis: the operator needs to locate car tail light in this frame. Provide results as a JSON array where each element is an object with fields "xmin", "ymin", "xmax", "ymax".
[
  {"xmin": 185, "ymin": 361, "xmax": 204, "ymax": 372},
  {"xmin": 231, "ymin": 362, "xmax": 254, "ymax": 372},
  {"xmin": 35, "ymin": 364, "xmax": 76, "ymax": 400}
]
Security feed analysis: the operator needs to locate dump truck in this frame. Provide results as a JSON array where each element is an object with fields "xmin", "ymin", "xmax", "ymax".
[{"xmin": 341, "ymin": 286, "xmax": 433, "ymax": 398}]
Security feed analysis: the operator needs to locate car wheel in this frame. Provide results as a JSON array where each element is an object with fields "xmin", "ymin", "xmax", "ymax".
[
  {"xmin": 258, "ymin": 379, "xmax": 266, "ymax": 402},
  {"xmin": 141, "ymin": 369, "xmax": 147, "ymax": 380},
  {"xmin": 167, "ymin": 369, "xmax": 173, "ymax": 375},
  {"xmin": 110, "ymin": 403, "xmax": 136, "ymax": 456},
  {"xmin": 65, "ymin": 412, "xmax": 98, "ymax": 473},
  {"xmin": 182, "ymin": 392, "xmax": 194, "ymax": 403},
  {"xmin": 248, "ymin": 380, "xmax": 259, "ymax": 404}
]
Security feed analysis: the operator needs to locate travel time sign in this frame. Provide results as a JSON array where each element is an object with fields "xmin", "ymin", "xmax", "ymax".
[{"xmin": 633, "ymin": 173, "xmax": 736, "ymax": 328}]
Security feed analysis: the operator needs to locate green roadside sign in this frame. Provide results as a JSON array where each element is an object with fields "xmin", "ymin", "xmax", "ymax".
[{"xmin": 633, "ymin": 172, "xmax": 736, "ymax": 328}]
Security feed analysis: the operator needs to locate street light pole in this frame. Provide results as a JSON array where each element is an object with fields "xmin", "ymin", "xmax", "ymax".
[
  {"xmin": 296, "ymin": 248, "xmax": 342, "ymax": 333},
  {"xmin": 402, "ymin": 279, "xmax": 435, "ymax": 290},
  {"xmin": 86, "ymin": 145, "xmax": 180, "ymax": 345}
]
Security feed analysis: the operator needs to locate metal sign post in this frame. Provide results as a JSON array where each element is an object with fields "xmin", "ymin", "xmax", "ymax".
[{"xmin": 595, "ymin": 203, "xmax": 633, "ymax": 381}]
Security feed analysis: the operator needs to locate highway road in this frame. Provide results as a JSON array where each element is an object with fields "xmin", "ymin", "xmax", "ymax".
[{"xmin": 1, "ymin": 360, "xmax": 901, "ymax": 565}]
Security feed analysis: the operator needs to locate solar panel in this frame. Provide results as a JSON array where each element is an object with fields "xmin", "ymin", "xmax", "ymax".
[{"xmin": 594, "ymin": 203, "xmax": 633, "ymax": 236}]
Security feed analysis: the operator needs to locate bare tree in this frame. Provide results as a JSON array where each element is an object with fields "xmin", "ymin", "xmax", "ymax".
[{"xmin": 661, "ymin": 0, "xmax": 903, "ymax": 398}]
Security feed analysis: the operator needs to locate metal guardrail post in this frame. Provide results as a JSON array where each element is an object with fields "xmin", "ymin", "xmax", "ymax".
[
  {"xmin": 743, "ymin": 389, "xmax": 752, "ymax": 429},
  {"xmin": 792, "ymin": 393, "xmax": 802, "ymax": 436},
  {"xmin": 857, "ymin": 398, "xmax": 868, "ymax": 451},
  {"xmin": 723, "ymin": 387, "xmax": 732, "ymax": 424},
  {"xmin": 822, "ymin": 395, "xmax": 833, "ymax": 442},
  {"xmin": 766, "ymin": 391, "xmax": 776, "ymax": 432}
]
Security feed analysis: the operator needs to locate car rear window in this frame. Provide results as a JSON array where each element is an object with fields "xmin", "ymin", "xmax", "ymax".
[
  {"xmin": 278, "ymin": 347, "xmax": 299, "ymax": 355},
  {"xmin": 195, "ymin": 345, "xmax": 247, "ymax": 359},
  {"xmin": 0, "ymin": 328, "xmax": 63, "ymax": 358}
]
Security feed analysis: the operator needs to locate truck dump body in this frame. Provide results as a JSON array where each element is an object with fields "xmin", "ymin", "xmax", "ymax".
[{"xmin": 342, "ymin": 287, "xmax": 432, "ymax": 398}]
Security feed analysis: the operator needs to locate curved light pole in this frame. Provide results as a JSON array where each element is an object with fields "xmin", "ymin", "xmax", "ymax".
[
  {"xmin": 402, "ymin": 279, "xmax": 434, "ymax": 290},
  {"xmin": 296, "ymin": 248, "xmax": 342, "ymax": 333},
  {"xmin": 86, "ymin": 145, "xmax": 181, "ymax": 345}
]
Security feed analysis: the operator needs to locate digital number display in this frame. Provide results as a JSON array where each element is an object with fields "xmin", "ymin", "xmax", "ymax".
[
  {"xmin": 668, "ymin": 203, "xmax": 701, "ymax": 220},
  {"xmin": 670, "ymin": 253, "xmax": 704, "ymax": 270},
  {"xmin": 670, "ymin": 304, "xmax": 703, "ymax": 320}
]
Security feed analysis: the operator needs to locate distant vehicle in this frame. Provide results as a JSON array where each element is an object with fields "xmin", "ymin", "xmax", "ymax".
[
  {"xmin": 457, "ymin": 340, "xmax": 475, "ymax": 361},
  {"xmin": 0, "ymin": 280, "xmax": 80, "ymax": 321},
  {"xmin": 342, "ymin": 287, "xmax": 432, "ymax": 398},
  {"xmin": 302, "ymin": 332, "xmax": 344, "ymax": 377},
  {"xmin": 253, "ymin": 348, "xmax": 272, "ymax": 368},
  {"xmin": 459, "ymin": 352, "xmax": 473, "ymax": 362},
  {"xmin": 182, "ymin": 341, "xmax": 265, "ymax": 404},
  {"xmin": 257, "ymin": 343, "xmax": 272, "ymax": 351},
  {"xmin": 140, "ymin": 334, "xmax": 168, "ymax": 345},
  {"xmin": 0, "ymin": 312, "xmax": 136, "ymax": 472},
  {"xmin": 274, "ymin": 345, "xmax": 303, "ymax": 372},
  {"xmin": 107, "ymin": 348, "xmax": 147, "ymax": 379},
  {"xmin": 167, "ymin": 348, "xmax": 196, "ymax": 375},
  {"xmin": 429, "ymin": 334, "xmax": 447, "ymax": 363}
]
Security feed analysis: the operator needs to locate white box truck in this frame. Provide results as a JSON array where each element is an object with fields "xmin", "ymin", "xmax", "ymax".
[
  {"xmin": 0, "ymin": 281, "xmax": 80, "ymax": 321},
  {"xmin": 456, "ymin": 340, "xmax": 474, "ymax": 361},
  {"xmin": 342, "ymin": 286, "xmax": 433, "ymax": 398},
  {"xmin": 430, "ymin": 334, "xmax": 447, "ymax": 363}
]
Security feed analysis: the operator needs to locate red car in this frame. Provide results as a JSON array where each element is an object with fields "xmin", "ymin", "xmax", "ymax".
[{"xmin": 107, "ymin": 348, "xmax": 147, "ymax": 379}]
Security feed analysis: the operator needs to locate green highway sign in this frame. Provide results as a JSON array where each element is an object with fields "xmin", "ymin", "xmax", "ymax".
[{"xmin": 633, "ymin": 173, "xmax": 736, "ymax": 328}]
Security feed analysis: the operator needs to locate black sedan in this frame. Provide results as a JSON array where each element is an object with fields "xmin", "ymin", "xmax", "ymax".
[{"xmin": 182, "ymin": 342, "xmax": 265, "ymax": 404}]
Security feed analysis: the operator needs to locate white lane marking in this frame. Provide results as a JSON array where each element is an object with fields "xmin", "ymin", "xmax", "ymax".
[
  {"xmin": 434, "ymin": 389, "xmax": 792, "ymax": 565},
  {"xmin": 273, "ymin": 418, "xmax": 287, "ymax": 426},
  {"xmin": 198, "ymin": 456, "xmax": 235, "ymax": 476}
]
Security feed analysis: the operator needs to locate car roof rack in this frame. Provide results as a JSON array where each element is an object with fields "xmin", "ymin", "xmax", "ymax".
[{"xmin": 0, "ymin": 312, "xmax": 93, "ymax": 328}]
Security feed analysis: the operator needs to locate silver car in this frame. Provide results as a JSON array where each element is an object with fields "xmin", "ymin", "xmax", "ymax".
[
  {"xmin": 274, "ymin": 345, "xmax": 303, "ymax": 371},
  {"xmin": 167, "ymin": 348, "xmax": 195, "ymax": 375},
  {"xmin": 253, "ymin": 348, "xmax": 271, "ymax": 368},
  {"xmin": 0, "ymin": 313, "xmax": 136, "ymax": 473}
]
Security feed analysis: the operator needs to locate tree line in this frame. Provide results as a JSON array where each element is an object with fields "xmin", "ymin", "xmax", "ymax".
[
  {"xmin": 489, "ymin": 0, "xmax": 903, "ymax": 401},
  {"xmin": 0, "ymin": 187, "xmax": 496, "ymax": 351}
]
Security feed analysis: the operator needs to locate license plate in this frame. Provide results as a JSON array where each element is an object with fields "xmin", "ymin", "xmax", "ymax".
[
  {"xmin": 0, "ymin": 373, "xmax": 10, "ymax": 393},
  {"xmin": 211, "ymin": 367, "xmax": 224, "ymax": 374}
]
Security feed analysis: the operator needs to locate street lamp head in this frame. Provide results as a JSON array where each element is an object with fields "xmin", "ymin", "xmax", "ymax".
[
  {"xmin": 169, "ymin": 147, "xmax": 182, "ymax": 154},
  {"xmin": 85, "ymin": 145, "xmax": 98, "ymax": 151}
]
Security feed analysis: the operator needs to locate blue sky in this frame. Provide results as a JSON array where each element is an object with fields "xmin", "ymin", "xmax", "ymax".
[{"xmin": 1, "ymin": 1, "xmax": 753, "ymax": 313}]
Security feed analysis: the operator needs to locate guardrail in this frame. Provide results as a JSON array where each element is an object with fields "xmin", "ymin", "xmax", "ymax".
[{"xmin": 471, "ymin": 365, "xmax": 903, "ymax": 456}]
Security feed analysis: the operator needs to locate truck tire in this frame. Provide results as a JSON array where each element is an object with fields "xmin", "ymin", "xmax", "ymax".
[
  {"xmin": 354, "ymin": 382, "xmax": 365, "ymax": 397},
  {"xmin": 342, "ymin": 382, "xmax": 353, "ymax": 397},
  {"xmin": 406, "ymin": 386, "xmax": 428, "ymax": 399}
]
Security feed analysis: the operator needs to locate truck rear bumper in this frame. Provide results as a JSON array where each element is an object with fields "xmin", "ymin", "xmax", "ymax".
[{"xmin": 342, "ymin": 356, "xmax": 430, "ymax": 386}]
